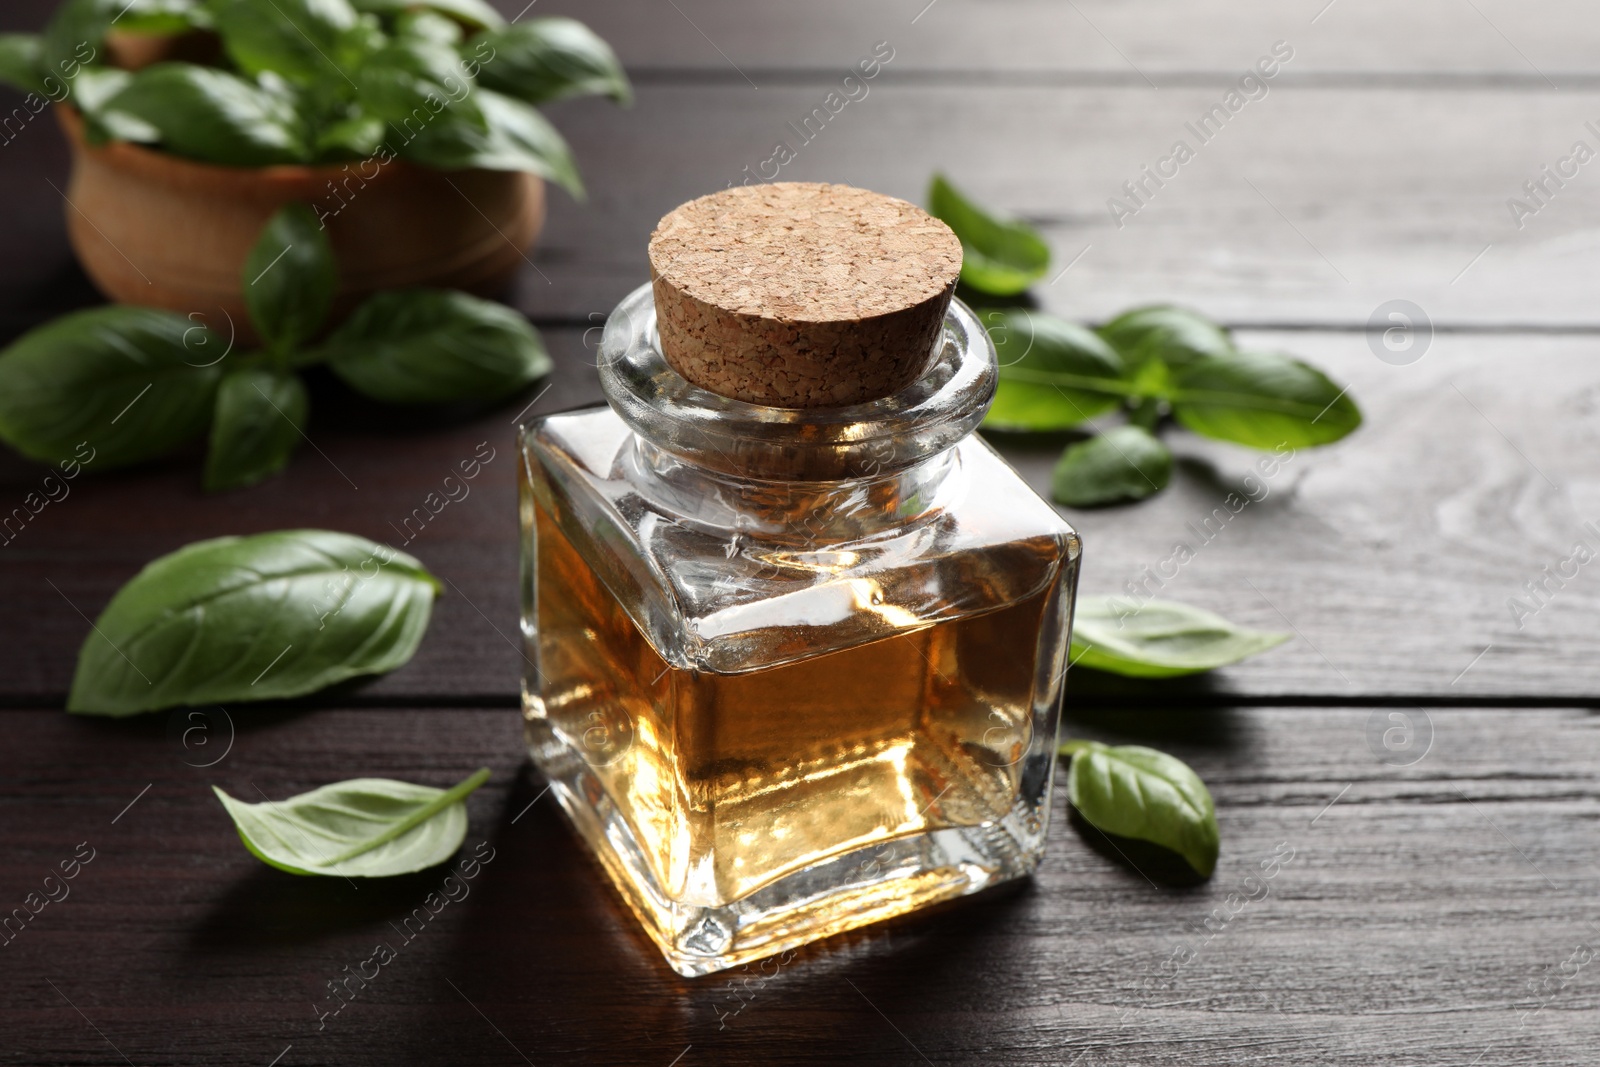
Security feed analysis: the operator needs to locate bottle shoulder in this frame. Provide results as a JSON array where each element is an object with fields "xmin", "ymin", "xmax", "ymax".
[{"xmin": 523, "ymin": 406, "xmax": 1079, "ymax": 674}]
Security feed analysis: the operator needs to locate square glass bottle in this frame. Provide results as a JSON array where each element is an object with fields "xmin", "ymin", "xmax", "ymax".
[{"xmin": 518, "ymin": 285, "xmax": 1081, "ymax": 976}]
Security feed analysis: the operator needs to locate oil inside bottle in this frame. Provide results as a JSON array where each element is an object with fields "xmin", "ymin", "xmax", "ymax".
[{"xmin": 526, "ymin": 501, "xmax": 1051, "ymax": 907}]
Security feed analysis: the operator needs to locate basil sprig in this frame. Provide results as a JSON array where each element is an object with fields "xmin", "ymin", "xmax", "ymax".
[
  {"xmin": 0, "ymin": 204, "xmax": 549, "ymax": 490},
  {"xmin": 1071, "ymin": 596, "xmax": 1289, "ymax": 678},
  {"xmin": 979, "ymin": 305, "xmax": 1360, "ymax": 506},
  {"xmin": 1061, "ymin": 740, "xmax": 1220, "ymax": 879},
  {"xmin": 0, "ymin": 0, "xmax": 626, "ymax": 187},
  {"xmin": 215, "ymin": 768, "xmax": 489, "ymax": 877},
  {"xmin": 930, "ymin": 182, "xmax": 1361, "ymax": 506},
  {"xmin": 67, "ymin": 529, "xmax": 439, "ymax": 716}
]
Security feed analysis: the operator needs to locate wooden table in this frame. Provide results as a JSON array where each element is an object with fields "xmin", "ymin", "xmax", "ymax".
[{"xmin": 2, "ymin": 2, "xmax": 1596, "ymax": 1064}]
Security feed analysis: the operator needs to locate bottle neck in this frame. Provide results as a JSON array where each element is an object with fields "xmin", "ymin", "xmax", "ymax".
[
  {"xmin": 623, "ymin": 436, "xmax": 962, "ymax": 544},
  {"xmin": 597, "ymin": 283, "xmax": 997, "ymax": 484}
]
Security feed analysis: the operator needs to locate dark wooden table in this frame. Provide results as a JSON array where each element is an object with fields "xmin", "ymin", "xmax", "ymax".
[{"xmin": 2, "ymin": 2, "xmax": 1596, "ymax": 1064}]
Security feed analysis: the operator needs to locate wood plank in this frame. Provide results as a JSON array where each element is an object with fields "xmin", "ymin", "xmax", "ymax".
[
  {"xmin": 516, "ymin": 0, "xmax": 1600, "ymax": 81},
  {"xmin": 515, "ymin": 82, "xmax": 1600, "ymax": 329},
  {"xmin": 2, "ymin": 327, "xmax": 1595, "ymax": 703},
  {"xmin": 0, "ymin": 706, "xmax": 1593, "ymax": 1066},
  {"xmin": 8, "ymin": 0, "xmax": 1597, "ymax": 78}
]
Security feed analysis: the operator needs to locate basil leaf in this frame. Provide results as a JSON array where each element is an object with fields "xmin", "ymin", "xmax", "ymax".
[
  {"xmin": 0, "ymin": 307, "xmax": 221, "ymax": 469},
  {"xmin": 0, "ymin": 35, "xmax": 47, "ymax": 95},
  {"xmin": 358, "ymin": 34, "xmax": 479, "ymax": 126},
  {"xmin": 927, "ymin": 172, "xmax": 1049, "ymax": 296},
  {"xmin": 67, "ymin": 529, "xmax": 439, "ymax": 715},
  {"xmin": 114, "ymin": 0, "xmax": 211, "ymax": 35},
  {"xmin": 210, "ymin": 0, "xmax": 360, "ymax": 84},
  {"xmin": 72, "ymin": 66, "xmax": 127, "ymax": 110},
  {"xmin": 1171, "ymin": 350, "xmax": 1361, "ymax": 449},
  {"xmin": 1097, "ymin": 305, "xmax": 1232, "ymax": 396},
  {"xmin": 394, "ymin": 10, "xmax": 463, "ymax": 46},
  {"xmin": 1052, "ymin": 425, "xmax": 1171, "ymax": 507},
  {"xmin": 350, "ymin": 0, "xmax": 505, "ymax": 31},
  {"xmin": 319, "ymin": 289, "xmax": 550, "ymax": 403},
  {"xmin": 1062, "ymin": 740, "xmax": 1219, "ymax": 878},
  {"xmin": 214, "ymin": 768, "xmax": 489, "ymax": 877},
  {"xmin": 41, "ymin": 0, "xmax": 111, "ymax": 79},
  {"xmin": 476, "ymin": 18, "xmax": 632, "ymax": 106},
  {"xmin": 75, "ymin": 68, "xmax": 165, "ymax": 144},
  {"xmin": 313, "ymin": 110, "xmax": 385, "ymax": 158},
  {"xmin": 982, "ymin": 310, "xmax": 1127, "ymax": 431},
  {"xmin": 204, "ymin": 368, "xmax": 308, "ymax": 492},
  {"xmin": 400, "ymin": 88, "xmax": 582, "ymax": 196},
  {"xmin": 1071, "ymin": 596, "xmax": 1289, "ymax": 678},
  {"xmin": 243, "ymin": 203, "xmax": 337, "ymax": 353},
  {"xmin": 104, "ymin": 62, "xmax": 309, "ymax": 165}
]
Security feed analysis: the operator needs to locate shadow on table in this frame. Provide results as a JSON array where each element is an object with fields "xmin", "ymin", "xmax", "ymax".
[
  {"xmin": 1063, "ymin": 703, "xmax": 1251, "ymax": 746},
  {"xmin": 369, "ymin": 762, "xmax": 1061, "ymax": 1064}
]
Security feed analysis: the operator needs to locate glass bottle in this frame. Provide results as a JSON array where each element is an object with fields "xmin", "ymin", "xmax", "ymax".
[{"xmin": 518, "ymin": 283, "xmax": 1081, "ymax": 977}]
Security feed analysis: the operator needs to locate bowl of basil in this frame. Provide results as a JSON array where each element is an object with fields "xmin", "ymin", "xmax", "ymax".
[{"xmin": 0, "ymin": 0, "xmax": 629, "ymax": 335}]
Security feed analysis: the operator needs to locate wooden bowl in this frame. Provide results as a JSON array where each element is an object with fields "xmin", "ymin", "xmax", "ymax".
[{"xmin": 57, "ymin": 106, "xmax": 544, "ymax": 341}]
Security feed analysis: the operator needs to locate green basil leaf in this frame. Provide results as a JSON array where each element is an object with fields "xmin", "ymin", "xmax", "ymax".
[
  {"xmin": 0, "ymin": 306, "xmax": 222, "ymax": 469},
  {"xmin": 82, "ymin": 106, "xmax": 164, "ymax": 144},
  {"xmin": 204, "ymin": 368, "xmax": 308, "ymax": 492},
  {"xmin": 1171, "ymin": 350, "xmax": 1361, "ymax": 449},
  {"xmin": 394, "ymin": 10, "xmax": 463, "ymax": 45},
  {"xmin": 926, "ymin": 172, "xmax": 1049, "ymax": 296},
  {"xmin": 1062, "ymin": 740, "xmax": 1219, "ymax": 878},
  {"xmin": 104, "ymin": 62, "xmax": 309, "ymax": 164},
  {"xmin": 350, "ymin": 0, "xmax": 505, "ymax": 31},
  {"xmin": 1071, "ymin": 596, "xmax": 1289, "ymax": 678},
  {"xmin": 476, "ymin": 18, "xmax": 632, "ymax": 106},
  {"xmin": 982, "ymin": 310, "xmax": 1128, "ymax": 431},
  {"xmin": 1097, "ymin": 305, "xmax": 1233, "ymax": 396},
  {"xmin": 75, "ymin": 68, "xmax": 165, "ymax": 143},
  {"xmin": 318, "ymin": 289, "xmax": 550, "ymax": 403},
  {"xmin": 214, "ymin": 768, "xmax": 488, "ymax": 876},
  {"xmin": 114, "ymin": 0, "xmax": 212, "ymax": 35},
  {"xmin": 41, "ymin": 0, "xmax": 111, "ymax": 80},
  {"xmin": 1052, "ymin": 425, "xmax": 1171, "ymax": 507},
  {"xmin": 67, "ymin": 529, "xmax": 439, "ymax": 715},
  {"xmin": 313, "ymin": 110, "xmax": 385, "ymax": 158},
  {"xmin": 400, "ymin": 87, "xmax": 582, "ymax": 196},
  {"xmin": 72, "ymin": 66, "xmax": 128, "ymax": 110},
  {"xmin": 358, "ymin": 34, "xmax": 478, "ymax": 125},
  {"xmin": 210, "ymin": 0, "xmax": 360, "ymax": 84},
  {"xmin": 243, "ymin": 203, "xmax": 337, "ymax": 352},
  {"xmin": 0, "ymin": 35, "xmax": 47, "ymax": 95}
]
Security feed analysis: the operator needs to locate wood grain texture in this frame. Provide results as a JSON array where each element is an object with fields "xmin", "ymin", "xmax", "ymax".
[
  {"xmin": 1, "ymin": 327, "xmax": 1595, "ymax": 703},
  {"xmin": 0, "ymin": 707, "xmax": 1594, "ymax": 1066},
  {"xmin": 511, "ymin": 82, "xmax": 1600, "ymax": 329},
  {"xmin": 530, "ymin": 0, "xmax": 1600, "ymax": 80},
  {"xmin": 0, "ymin": 1, "xmax": 1595, "ymax": 1063}
]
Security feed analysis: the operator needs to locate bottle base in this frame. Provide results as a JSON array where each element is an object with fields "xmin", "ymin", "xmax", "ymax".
[{"xmin": 529, "ymin": 727, "xmax": 1046, "ymax": 978}]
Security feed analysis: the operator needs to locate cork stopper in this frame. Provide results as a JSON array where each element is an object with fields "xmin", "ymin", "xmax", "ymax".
[{"xmin": 648, "ymin": 182, "xmax": 963, "ymax": 408}]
